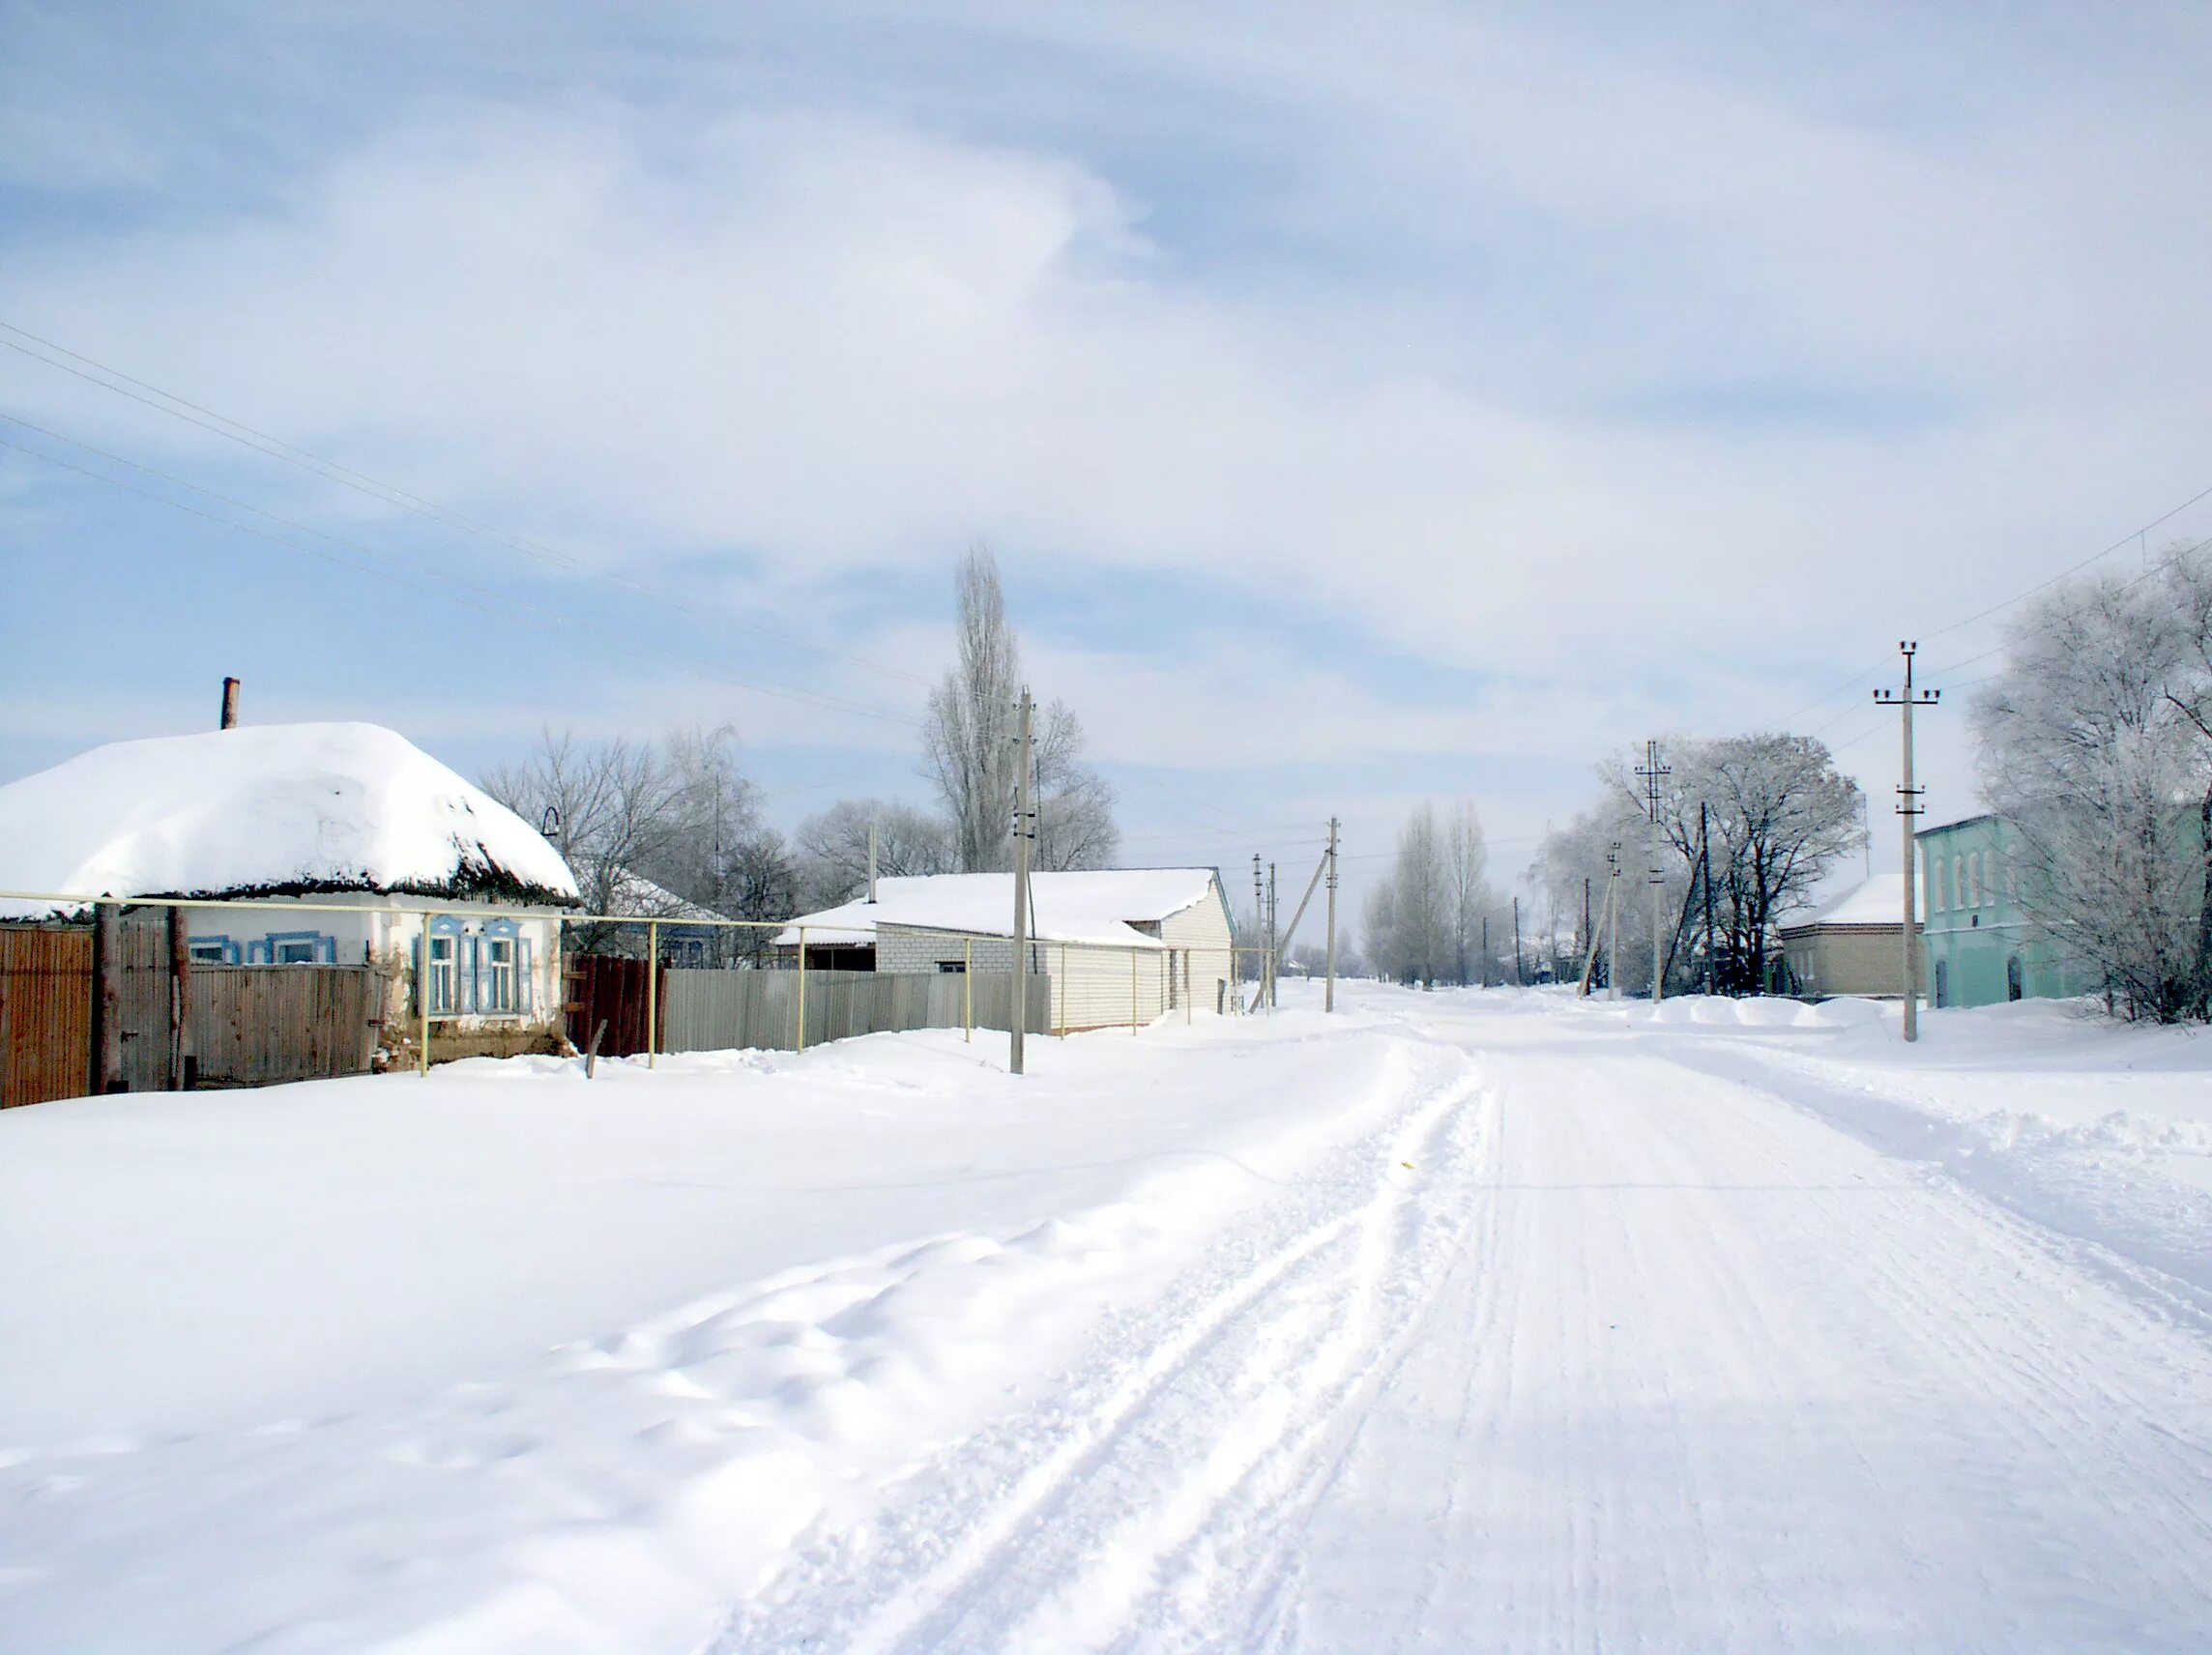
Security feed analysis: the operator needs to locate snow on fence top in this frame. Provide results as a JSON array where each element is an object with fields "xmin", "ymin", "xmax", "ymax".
[
  {"xmin": 776, "ymin": 868, "xmax": 1221, "ymax": 950},
  {"xmin": 0, "ymin": 722, "xmax": 580, "ymax": 916},
  {"xmin": 1782, "ymin": 873, "xmax": 1908, "ymax": 931}
]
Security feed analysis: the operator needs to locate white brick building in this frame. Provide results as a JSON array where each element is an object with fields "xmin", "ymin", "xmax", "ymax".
[{"xmin": 777, "ymin": 868, "xmax": 1236, "ymax": 1031}]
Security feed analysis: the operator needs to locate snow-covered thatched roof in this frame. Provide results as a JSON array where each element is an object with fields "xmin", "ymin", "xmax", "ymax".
[
  {"xmin": 776, "ymin": 868, "xmax": 1222, "ymax": 950},
  {"xmin": 0, "ymin": 722, "xmax": 580, "ymax": 916}
]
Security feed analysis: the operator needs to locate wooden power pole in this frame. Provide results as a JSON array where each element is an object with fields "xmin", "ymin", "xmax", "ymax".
[
  {"xmin": 92, "ymin": 902, "xmax": 124, "ymax": 1093},
  {"xmin": 1875, "ymin": 643, "xmax": 1940, "ymax": 1040},
  {"xmin": 1010, "ymin": 688, "xmax": 1033, "ymax": 1075}
]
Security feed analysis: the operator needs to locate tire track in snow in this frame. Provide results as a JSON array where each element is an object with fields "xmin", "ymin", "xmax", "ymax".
[
  {"xmin": 1275, "ymin": 1018, "xmax": 2212, "ymax": 1653},
  {"xmin": 706, "ymin": 1047, "xmax": 1495, "ymax": 1654}
]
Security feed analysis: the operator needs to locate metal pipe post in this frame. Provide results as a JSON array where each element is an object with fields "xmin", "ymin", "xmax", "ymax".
[
  {"xmin": 420, "ymin": 910, "xmax": 432, "ymax": 1075},
  {"xmin": 796, "ymin": 926, "xmax": 808, "ymax": 1053},
  {"xmin": 646, "ymin": 919, "xmax": 659, "ymax": 1068}
]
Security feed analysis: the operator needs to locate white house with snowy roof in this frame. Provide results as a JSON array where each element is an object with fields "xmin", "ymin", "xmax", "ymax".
[
  {"xmin": 0, "ymin": 721, "xmax": 579, "ymax": 1033},
  {"xmin": 776, "ymin": 868, "xmax": 1237, "ymax": 1029}
]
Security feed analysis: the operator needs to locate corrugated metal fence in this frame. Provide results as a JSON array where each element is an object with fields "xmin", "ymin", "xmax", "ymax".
[{"xmin": 662, "ymin": 969, "xmax": 1050, "ymax": 1055}]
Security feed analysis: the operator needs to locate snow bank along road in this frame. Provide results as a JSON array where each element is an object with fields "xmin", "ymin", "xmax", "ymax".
[{"xmin": 3, "ymin": 987, "xmax": 2209, "ymax": 1650}]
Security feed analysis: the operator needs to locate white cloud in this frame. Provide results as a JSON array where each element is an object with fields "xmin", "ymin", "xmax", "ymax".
[{"xmin": 6, "ymin": 1, "xmax": 2212, "ymax": 886}]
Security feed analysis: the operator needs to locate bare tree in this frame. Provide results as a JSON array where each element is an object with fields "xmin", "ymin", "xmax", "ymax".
[
  {"xmin": 795, "ymin": 798, "xmax": 957, "ymax": 905},
  {"xmin": 921, "ymin": 545, "xmax": 1119, "ymax": 871},
  {"xmin": 1364, "ymin": 803, "xmax": 1449, "ymax": 986},
  {"xmin": 483, "ymin": 725, "xmax": 794, "ymax": 960},
  {"xmin": 1444, "ymin": 801, "xmax": 1494, "ymax": 985},
  {"xmin": 924, "ymin": 546, "xmax": 1021, "ymax": 872},
  {"xmin": 1033, "ymin": 703, "xmax": 1121, "ymax": 871},
  {"xmin": 482, "ymin": 730, "xmax": 685, "ymax": 940}
]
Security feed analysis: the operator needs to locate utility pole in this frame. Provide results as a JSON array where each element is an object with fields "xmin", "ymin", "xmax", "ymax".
[
  {"xmin": 1699, "ymin": 800, "xmax": 1717, "ymax": 995},
  {"xmin": 1480, "ymin": 915, "xmax": 1490, "ymax": 988},
  {"xmin": 1010, "ymin": 689, "xmax": 1033, "ymax": 1074},
  {"xmin": 1875, "ymin": 642, "xmax": 1940, "ymax": 1040},
  {"xmin": 866, "ymin": 820, "xmax": 879, "ymax": 903},
  {"xmin": 1582, "ymin": 877, "xmax": 1592, "ymax": 973},
  {"xmin": 1324, "ymin": 817, "xmax": 1339, "ymax": 1012},
  {"xmin": 1266, "ymin": 861, "xmax": 1278, "ymax": 1009},
  {"xmin": 1637, "ymin": 740, "xmax": 1672, "ymax": 1002},
  {"xmin": 1512, "ymin": 896, "xmax": 1525, "ymax": 986},
  {"xmin": 1578, "ymin": 849, "xmax": 1623, "ymax": 998},
  {"xmin": 218, "ymin": 676, "xmax": 240, "ymax": 731},
  {"xmin": 1252, "ymin": 854, "xmax": 1265, "ymax": 1004}
]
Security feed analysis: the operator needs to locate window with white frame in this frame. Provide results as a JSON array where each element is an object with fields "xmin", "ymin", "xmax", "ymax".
[
  {"xmin": 482, "ymin": 936, "xmax": 516, "ymax": 1012},
  {"xmin": 427, "ymin": 934, "xmax": 458, "ymax": 1012}
]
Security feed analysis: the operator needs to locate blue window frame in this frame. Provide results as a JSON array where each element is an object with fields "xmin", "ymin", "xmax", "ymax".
[
  {"xmin": 422, "ymin": 915, "xmax": 465, "ymax": 1014},
  {"xmin": 189, "ymin": 934, "xmax": 241, "ymax": 965},
  {"xmin": 418, "ymin": 916, "xmax": 533, "ymax": 1017},
  {"xmin": 261, "ymin": 930, "xmax": 336, "ymax": 966},
  {"xmin": 479, "ymin": 917, "xmax": 531, "ymax": 1015}
]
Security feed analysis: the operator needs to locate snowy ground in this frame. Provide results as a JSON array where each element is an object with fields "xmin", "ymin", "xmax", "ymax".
[{"xmin": 3, "ymin": 985, "xmax": 2208, "ymax": 1652}]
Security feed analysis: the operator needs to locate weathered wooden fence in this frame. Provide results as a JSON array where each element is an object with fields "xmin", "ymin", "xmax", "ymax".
[
  {"xmin": 0, "ymin": 919, "xmax": 389, "ymax": 1107},
  {"xmin": 661, "ymin": 969, "xmax": 1051, "ymax": 1055},
  {"xmin": 0, "ymin": 926, "xmax": 94, "ymax": 1109},
  {"xmin": 564, "ymin": 953, "xmax": 663, "ymax": 1059}
]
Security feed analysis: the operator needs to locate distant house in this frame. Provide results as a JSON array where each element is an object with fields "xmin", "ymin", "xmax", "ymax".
[
  {"xmin": 1777, "ymin": 874, "xmax": 1918, "ymax": 999},
  {"xmin": 603, "ymin": 866, "xmax": 739, "ymax": 967},
  {"xmin": 775, "ymin": 868, "xmax": 1237, "ymax": 1029},
  {"xmin": 1916, "ymin": 814, "xmax": 2090, "ymax": 1009},
  {"xmin": 0, "ymin": 721, "xmax": 579, "ymax": 1034}
]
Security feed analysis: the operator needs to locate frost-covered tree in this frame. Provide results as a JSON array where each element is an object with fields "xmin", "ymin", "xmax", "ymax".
[
  {"xmin": 1362, "ymin": 804, "xmax": 1452, "ymax": 985},
  {"xmin": 1973, "ymin": 549, "xmax": 2212, "ymax": 1022},
  {"xmin": 1445, "ymin": 802, "xmax": 1482, "ymax": 985},
  {"xmin": 1536, "ymin": 734, "xmax": 1864, "ymax": 994}
]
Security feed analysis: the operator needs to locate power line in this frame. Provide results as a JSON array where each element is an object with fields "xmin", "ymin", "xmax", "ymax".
[
  {"xmin": 0, "ymin": 431, "xmax": 924, "ymax": 730},
  {"xmin": 1921, "ymin": 479, "xmax": 2212, "ymax": 643},
  {"xmin": 0, "ymin": 318, "xmax": 937, "ymax": 690},
  {"xmin": 1772, "ymin": 477, "xmax": 2212, "ymax": 729}
]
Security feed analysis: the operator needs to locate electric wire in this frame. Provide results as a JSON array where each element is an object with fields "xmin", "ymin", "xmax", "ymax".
[
  {"xmin": 0, "ymin": 432, "xmax": 924, "ymax": 730},
  {"xmin": 0, "ymin": 320, "xmax": 937, "ymax": 689}
]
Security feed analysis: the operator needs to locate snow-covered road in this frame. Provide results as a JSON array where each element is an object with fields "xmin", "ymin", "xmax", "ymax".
[
  {"xmin": 5, "ymin": 986, "xmax": 2208, "ymax": 1651},
  {"xmin": 728, "ymin": 996, "xmax": 2212, "ymax": 1653}
]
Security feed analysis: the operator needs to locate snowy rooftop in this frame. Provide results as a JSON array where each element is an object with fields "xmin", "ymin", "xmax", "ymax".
[
  {"xmin": 0, "ymin": 722, "xmax": 580, "ymax": 915},
  {"xmin": 1784, "ymin": 873, "xmax": 1907, "ymax": 931},
  {"xmin": 605, "ymin": 866, "xmax": 729, "ymax": 923},
  {"xmin": 776, "ymin": 868, "xmax": 1221, "ymax": 949}
]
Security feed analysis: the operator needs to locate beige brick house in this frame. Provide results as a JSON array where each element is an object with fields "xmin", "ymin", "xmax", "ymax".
[{"xmin": 1778, "ymin": 874, "xmax": 1919, "ymax": 999}]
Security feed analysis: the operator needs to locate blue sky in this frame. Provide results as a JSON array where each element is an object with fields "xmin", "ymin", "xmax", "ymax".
[{"xmin": 6, "ymin": 0, "xmax": 2212, "ymax": 913}]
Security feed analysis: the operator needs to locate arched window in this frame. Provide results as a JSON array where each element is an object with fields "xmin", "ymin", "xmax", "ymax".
[
  {"xmin": 2006, "ymin": 955, "xmax": 2024, "ymax": 1002},
  {"xmin": 1952, "ymin": 856, "xmax": 1965, "ymax": 913},
  {"xmin": 1967, "ymin": 852, "xmax": 1982, "ymax": 909}
]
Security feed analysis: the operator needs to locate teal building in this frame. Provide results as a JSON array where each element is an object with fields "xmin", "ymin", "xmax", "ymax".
[{"xmin": 1915, "ymin": 814, "xmax": 2089, "ymax": 1009}]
